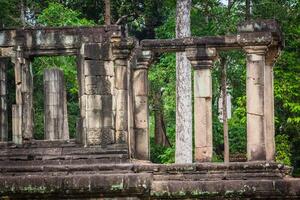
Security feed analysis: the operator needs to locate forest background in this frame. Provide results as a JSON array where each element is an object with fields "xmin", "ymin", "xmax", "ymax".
[{"xmin": 0, "ymin": 0, "xmax": 299, "ymax": 174}]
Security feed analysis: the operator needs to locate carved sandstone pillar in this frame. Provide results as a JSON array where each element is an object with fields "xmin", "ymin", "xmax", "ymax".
[
  {"xmin": 78, "ymin": 43, "xmax": 115, "ymax": 146},
  {"xmin": 133, "ymin": 50, "xmax": 153, "ymax": 160},
  {"xmin": 112, "ymin": 38, "xmax": 134, "ymax": 145},
  {"xmin": 12, "ymin": 46, "xmax": 33, "ymax": 144},
  {"xmin": 186, "ymin": 47, "xmax": 217, "ymax": 162},
  {"xmin": 244, "ymin": 46, "xmax": 267, "ymax": 161},
  {"xmin": 44, "ymin": 68, "xmax": 69, "ymax": 140},
  {"xmin": 0, "ymin": 60, "xmax": 8, "ymax": 141},
  {"xmin": 264, "ymin": 48, "xmax": 279, "ymax": 161}
]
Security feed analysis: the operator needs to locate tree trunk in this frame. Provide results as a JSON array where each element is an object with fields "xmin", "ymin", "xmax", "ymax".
[
  {"xmin": 175, "ymin": 0, "xmax": 192, "ymax": 164},
  {"xmin": 104, "ymin": 0, "xmax": 111, "ymax": 25},
  {"xmin": 154, "ymin": 91, "xmax": 171, "ymax": 147},
  {"xmin": 221, "ymin": 56, "xmax": 229, "ymax": 163},
  {"xmin": 20, "ymin": 0, "xmax": 26, "ymax": 26},
  {"xmin": 246, "ymin": 0, "xmax": 251, "ymax": 20}
]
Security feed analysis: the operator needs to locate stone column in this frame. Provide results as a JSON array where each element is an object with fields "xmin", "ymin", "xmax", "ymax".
[
  {"xmin": 0, "ymin": 60, "xmax": 8, "ymax": 141},
  {"xmin": 133, "ymin": 50, "xmax": 153, "ymax": 160},
  {"xmin": 244, "ymin": 46, "xmax": 267, "ymax": 161},
  {"xmin": 78, "ymin": 42, "xmax": 115, "ymax": 146},
  {"xmin": 44, "ymin": 68, "xmax": 69, "ymax": 140},
  {"xmin": 112, "ymin": 38, "xmax": 134, "ymax": 145},
  {"xmin": 12, "ymin": 46, "xmax": 33, "ymax": 144},
  {"xmin": 264, "ymin": 48, "xmax": 279, "ymax": 161},
  {"xmin": 186, "ymin": 47, "xmax": 217, "ymax": 162}
]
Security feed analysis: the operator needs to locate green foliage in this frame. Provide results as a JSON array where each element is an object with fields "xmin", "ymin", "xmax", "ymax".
[
  {"xmin": 0, "ymin": 0, "xmax": 22, "ymax": 27},
  {"xmin": 37, "ymin": 2, "xmax": 95, "ymax": 26},
  {"xmin": 228, "ymin": 96, "xmax": 247, "ymax": 154},
  {"xmin": 149, "ymin": 54, "xmax": 176, "ymax": 163},
  {"xmin": 275, "ymin": 134, "xmax": 292, "ymax": 166}
]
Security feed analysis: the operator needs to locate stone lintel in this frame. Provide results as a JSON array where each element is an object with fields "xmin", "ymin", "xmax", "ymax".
[
  {"xmin": 238, "ymin": 20, "xmax": 281, "ymax": 33},
  {"xmin": 111, "ymin": 38, "xmax": 135, "ymax": 60},
  {"xmin": 141, "ymin": 35, "xmax": 239, "ymax": 52},
  {"xmin": 238, "ymin": 20, "xmax": 283, "ymax": 47},
  {"xmin": 186, "ymin": 47, "xmax": 217, "ymax": 69},
  {"xmin": 0, "ymin": 26, "xmax": 121, "ymax": 47},
  {"xmin": 136, "ymin": 50, "xmax": 154, "ymax": 69}
]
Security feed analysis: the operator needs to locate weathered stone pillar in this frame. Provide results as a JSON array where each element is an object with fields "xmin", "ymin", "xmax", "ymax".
[
  {"xmin": 112, "ymin": 38, "xmax": 134, "ymax": 145},
  {"xmin": 78, "ymin": 43, "xmax": 115, "ymax": 146},
  {"xmin": 44, "ymin": 68, "xmax": 69, "ymax": 140},
  {"xmin": 133, "ymin": 50, "xmax": 153, "ymax": 160},
  {"xmin": 264, "ymin": 48, "xmax": 279, "ymax": 161},
  {"xmin": 186, "ymin": 47, "xmax": 217, "ymax": 162},
  {"xmin": 244, "ymin": 46, "xmax": 267, "ymax": 161},
  {"xmin": 12, "ymin": 46, "xmax": 33, "ymax": 144},
  {"xmin": 0, "ymin": 60, "xmax": 8, "ymax": 141}
]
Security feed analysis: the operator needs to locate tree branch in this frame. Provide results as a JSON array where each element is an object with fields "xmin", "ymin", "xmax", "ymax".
[{"xmin": 114, "ymin": 14, "xmax": 136, "ymax": 25}]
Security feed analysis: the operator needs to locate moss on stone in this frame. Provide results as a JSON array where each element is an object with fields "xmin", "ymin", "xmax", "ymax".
[{"xmin": 110, "ymin": 182, "xmax": 124, "ymax": 191}]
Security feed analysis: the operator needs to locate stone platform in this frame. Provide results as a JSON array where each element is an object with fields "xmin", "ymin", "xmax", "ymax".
[{"xmin": 0, "ymin": 143, "xmax": 300, "ymax": 199}]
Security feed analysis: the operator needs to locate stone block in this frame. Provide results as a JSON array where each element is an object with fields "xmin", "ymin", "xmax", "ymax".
[
  {"xmin": 0, "ymin": 81, "xmax": 6, "ymax": 96},
  {"xmin": 115, "ymin": 90, "xmax": 127, "ymax": 111},
  {"xmin": 86, "ymin": 109, "xmax": 113, "ymax": 129},
  {"xmin": 84, "ymin": 60, "xmax": 114, "ymax": 76},
  {"xmin": 12, "ymin": 104, "xmax": 22, "ymax": 144},
  {"xmin": 15, "ymin": 85, "xmax": 22, "ymax": 104},
  {"xmin": 194, "ymin": 69, "xmax": 212, "ymax": 98},
  {"xmin": 0, "ymin": 97, "xmax": 7, "ymax": 142},
  {"xmin": 115, "ymin": 110, "xmax": 128, "ymax": 131},
  {"xmin": 14, "ymin": 62, "xmax": 22, "ymax": 84},
  {"xmin": 195, "ymin": 146, "xmax": 213, "ymax": 162},
  {"xmin": 114, "ymin": 59, "xmax": 128, "ymax": 67},
  {"xmin": 86, "ymin": 129, "xmax": 101, "ymax": 145},
  {"xmin": 85, "ymin": 76, "xmax": 113, "ymax": 95},
  {"xmin": 194, "ymin": 96, "xmax": 212, "ymax": 162},
  {"xmin": 86, "ymin": 128, "xmax": 114, "ymax": 145},
  {"xmin": 247, "ymin": 113, "xmax": 265, "ymax": 161},
  {"xmin": 0, "ymin": 62, "xmax": 5, "ymax": 81},
  {"xmin": 194, "ymin": 97, "xmax": 210, "ymax": 147},
  {"xmin": 44, "ymin": 81, "xmax": 60, "ymax": 93},
  {"xmin": 115, "ymin": 130, "xmax": 127, "ymax": 144},
  {"xmin": 81, "ymin": 43, "xmax": 109, "ymax": 60},
  {"xmin": 133, "ymin": 69, "xmax": 148, "ymax": 96},
  {"xmin": 79, "ymin": 95, "xmax": 87, "ymax": 117},
  {"xmin": 45, "ymin": 93, "xmax": 60, "ymax": 106},
  {"xmin": 86, "ymin": 95, "xmax": 113, "ymax": 111},
  {"xmin": 115, "ymin": 66, "xmax": 127, "ymax": 89},
  {"xmin": 0, "ymin": 95, "xmax": 6, "ymax": 109},
  {"xmin": 135, "ymin": 128, "xmax": 149, "ymax": 160},
  {"xmin": 81, "ymin": 43, "xmax": 102, "ymax": 60},
  {"xmin": 134, "ymin": 96, "xmax": 148, "ymax": 129}
]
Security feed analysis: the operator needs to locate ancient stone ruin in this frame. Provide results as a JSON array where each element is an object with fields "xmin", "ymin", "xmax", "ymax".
[{"xmin": 0, "ymin": 20, "xmax": 300, "ymax": 199}]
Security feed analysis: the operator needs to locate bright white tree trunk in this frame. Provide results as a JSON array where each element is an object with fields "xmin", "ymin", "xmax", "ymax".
[{"xmin": 175, "ymin": 0, "xmax": 192, "ymax": 163}]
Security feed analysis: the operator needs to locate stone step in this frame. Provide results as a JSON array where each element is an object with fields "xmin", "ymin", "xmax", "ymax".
[
  {"xmin": 0, "ymin": 169, "xmax": 299, "ymax": 199},
  {"xmin": 0, "ymin": 161, "xmax": 290, "ymax": 180}
]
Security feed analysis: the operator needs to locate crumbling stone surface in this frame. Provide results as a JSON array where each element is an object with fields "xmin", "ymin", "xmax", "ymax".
[{"xmin": 0, "ymin": 158, "xmax": 299, "ymax": 199}]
